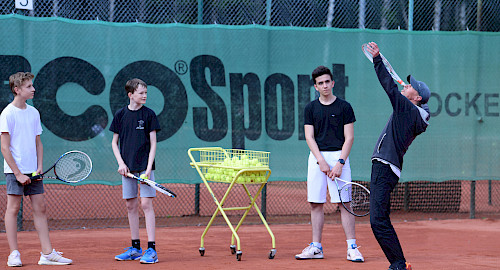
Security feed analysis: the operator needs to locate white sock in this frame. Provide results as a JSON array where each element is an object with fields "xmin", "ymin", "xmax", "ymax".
[
  {"xmin": 312, "ymin": 242, "xmax": 322, "ymax": 249},
  {"xmin": 346, "ymin": 239, "xmax": 357, "ymax": 249}
]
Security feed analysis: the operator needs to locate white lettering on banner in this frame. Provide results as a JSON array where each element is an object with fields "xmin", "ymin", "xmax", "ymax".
[{"xmin": 15, "ymin": 0, "xmax": 33, "ymax": 10}]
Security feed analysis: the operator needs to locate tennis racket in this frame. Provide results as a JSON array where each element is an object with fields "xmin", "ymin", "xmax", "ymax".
[
  {"xmin": 362, "ymin": 43, "xmax": 406, "ymax": 86},
  {"xmin": 126, "ymin": 173, "xmax": 177, "ymax": 198},
  {"xmin": 30, "ymin": 150, "xmax": 92, "ymax": 183},
  {"xmin": 334, "ymin": 177, "xmax": 370, "ymax": 217}
]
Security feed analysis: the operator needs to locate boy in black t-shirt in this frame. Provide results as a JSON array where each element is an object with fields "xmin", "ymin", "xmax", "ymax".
[
  {"xmin": 110, "ymin": 78, "xmax": 161, "ymax": 264},
  {"xmin": 295, "ymin": 66, "xmax": 364, "ymax": 262}
]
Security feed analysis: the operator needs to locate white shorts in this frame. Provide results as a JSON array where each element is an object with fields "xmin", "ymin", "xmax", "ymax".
[{"xmin": 307, "ymin": 151, "xmax": 351, "ymax": 203}]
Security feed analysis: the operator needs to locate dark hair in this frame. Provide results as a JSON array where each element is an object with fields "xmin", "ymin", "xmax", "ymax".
[
  {"xmin": 312, "ymin": 66, "xmax": 333, "ymax": 84},
  {"xmin": 125, "ymin": 78, "xmax": 147, "ymax": 94},
  {"xmin": 9, "ymin": 72, "xmax": 34, "ymax": 95}
]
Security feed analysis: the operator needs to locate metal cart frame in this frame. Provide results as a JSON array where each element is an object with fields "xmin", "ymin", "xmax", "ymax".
[{"xmin": 188, "ymin": 147, "xmax": 276, "ymax": 261}]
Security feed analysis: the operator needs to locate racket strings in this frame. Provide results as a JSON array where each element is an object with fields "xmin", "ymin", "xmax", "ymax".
[
  {"xmin": 361, "ymin": 43, "xmax": 406, "ymax": 86},
  {"xmin": 55, "ymin": 152, "xmax": 92, "ymax": 182},
  {"xmin": 381, "ymin": 57, "xmax": 404, "ymax": 84},
  {"xmin": 339, "ymin": 183, "xmax": 370, "ymax": 216},
  {"xmin": 349, "ymin": 185, "xmax": 370, "ymax": 214}
]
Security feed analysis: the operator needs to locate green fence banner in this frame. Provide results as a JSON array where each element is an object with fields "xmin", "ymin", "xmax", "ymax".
[{"xmin": 1, "ymin": 15, "xmax": 499, "ymax": 183}]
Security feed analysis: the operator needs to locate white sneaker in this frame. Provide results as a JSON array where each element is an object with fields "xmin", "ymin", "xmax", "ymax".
[
  {"xmin": 295, "ymin": 243, "xmax": 324, "ymax": 260},
  {"xmin": 347, "ymin": 246, "xmax": 364, "ymax": 262},
  {"xmin": 7, "ymin": 250, "xmax": 22, "ymax": 267},
  {"xmin": 38, "ymin": 249, "xmax": 73, "ymax": 265}
]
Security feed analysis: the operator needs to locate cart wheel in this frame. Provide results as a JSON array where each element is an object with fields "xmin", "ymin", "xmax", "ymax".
[
  {"xmin": 236, "ymin": 251, "xmax": 242, "ymax": 261},
  {"xmin": 199, "ymin": 247, "xmax": 205, "ymax": 256},
  {"xmin": 230, "ymin": 245, "xmax": 236, "ymax": 255},
  {"xmin": 268, "ymin": 249, "xmax": 276, "ymax": 259}
]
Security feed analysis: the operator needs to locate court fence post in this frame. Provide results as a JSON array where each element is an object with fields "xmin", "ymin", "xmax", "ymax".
[
  {"xmin": 488, "ymin": 180, "xmax": 492, "ymax": 205},
  {"xmin": 403, "ymin": 182, "xmax": 410, "ymax": 211},
  {"xmin": 197, "ymin": 0, "xmax": 203, "ymax": 24},
  {"xmin": 17, "ymin": 197, "xmax": 23, "ymax": 231},
  {"xmin": 195, "ymin": 183, "xmax": 200, "ymax": 216},
  {"xmin": 261, "ymin": 183, "xmax": 267, "ymax": 219},
  {"xmin": 470, "ymin": 181, "xmax": 476, "ymax": 219},
  {"xmin": 265, "ymin": 0, "xmax": 271, "ymax": 26}
]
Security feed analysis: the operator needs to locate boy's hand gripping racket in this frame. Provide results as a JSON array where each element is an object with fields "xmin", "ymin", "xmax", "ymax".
[
  {"xmin": 333, "ymin": 177, "xmax": 370, "ymax": 217},
  {"xmin": 362, "ymin": 43, "xmax": 406, "ymax": 86},
  {"xmin": 126, "ymin": 173, "xmax": 177, "ymax": 198},
  {"xmin": 30, "ymin": 150, "xmax": 92, "ymax": 183}
]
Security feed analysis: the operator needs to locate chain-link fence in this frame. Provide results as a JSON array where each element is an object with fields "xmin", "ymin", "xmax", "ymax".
[
  {"xmin": 1, "ymin": 180, "xmax": 499, "ymax": 231},
  {"xmin": 1, "ymin": 0, "xmax": 499, "ymax": 31}
]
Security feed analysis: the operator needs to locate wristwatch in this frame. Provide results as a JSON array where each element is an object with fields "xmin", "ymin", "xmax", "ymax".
[{"xmin": 338, "ymin": 159, "xmax": 345, "ymax": 165}]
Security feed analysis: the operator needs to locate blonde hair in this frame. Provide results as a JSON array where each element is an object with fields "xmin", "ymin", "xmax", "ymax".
[{"xmin": 9, "ymin": 72, "xmax": 34, "ymax": 95}]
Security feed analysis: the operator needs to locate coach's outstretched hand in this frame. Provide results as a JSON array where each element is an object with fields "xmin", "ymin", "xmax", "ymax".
[{"xmin": 364, "ymin": 42, "xmax": 380, "ymax": 58}]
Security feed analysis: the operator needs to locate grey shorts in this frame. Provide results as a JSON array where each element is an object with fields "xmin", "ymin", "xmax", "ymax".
[
  {"xmin": 5, "ymin": 173, "xmax": 45, "ymax": 196},
  {"xmin": 122, "ymin": 171, "xmax": 156, "ymax": 199}
]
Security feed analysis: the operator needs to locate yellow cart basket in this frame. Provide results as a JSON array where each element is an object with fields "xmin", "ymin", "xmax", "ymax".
[{"xmin": 188, "ymin": 147, "xmax": 276, "ymax": 261}]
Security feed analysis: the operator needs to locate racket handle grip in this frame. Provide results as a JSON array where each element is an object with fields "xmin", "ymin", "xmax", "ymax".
[
  {"xmin": 125, "ymin": 172, "xmax": 135, "ymax": 178},
  {"xmin": 30, "ymin": 174, "xmax": 42, "ymax": 180}
]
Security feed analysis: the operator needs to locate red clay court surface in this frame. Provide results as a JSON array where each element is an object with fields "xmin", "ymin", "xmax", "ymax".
[{"xmin": 1, "ymin": 219, "xmax": 499, "ymax": 269}]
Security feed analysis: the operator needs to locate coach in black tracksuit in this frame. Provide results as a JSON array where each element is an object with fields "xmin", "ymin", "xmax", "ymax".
[{"xmin": 365, "ymin": 42, "xmax": 430, "ymax": 270}]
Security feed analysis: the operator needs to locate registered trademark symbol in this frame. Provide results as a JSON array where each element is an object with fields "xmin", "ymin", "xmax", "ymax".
[{"xmin": 175, "ymin": 60, "xmax": 188, "ymax": 75}]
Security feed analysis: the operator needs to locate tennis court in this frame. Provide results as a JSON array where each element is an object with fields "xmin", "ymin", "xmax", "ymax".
[
  {"xmin": 1, "ymin": 219, "xmax": 498, "ymax": 269},
  {"xmin": 2, "ymin": 1, "xmax": 500, "ymax": 269}
]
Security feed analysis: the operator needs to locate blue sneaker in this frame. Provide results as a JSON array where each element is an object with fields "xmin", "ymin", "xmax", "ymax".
[
  {"xmin": 115, "ymin": 247, "xmax": 142, "ymax": 261},
  {"xmin": 140, "ymin": 248, "xmax": 158, "ymax": 264}
]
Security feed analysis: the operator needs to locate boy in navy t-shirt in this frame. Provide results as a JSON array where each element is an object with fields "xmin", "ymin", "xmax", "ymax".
[{"xmin": 110, "ymin": 78, "xmax": 161, "ymax": 264}]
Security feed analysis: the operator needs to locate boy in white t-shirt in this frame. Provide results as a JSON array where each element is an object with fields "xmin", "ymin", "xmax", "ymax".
[{"xmin": 0, "ymin": 72, "xmax": 72, "ymax": 267}]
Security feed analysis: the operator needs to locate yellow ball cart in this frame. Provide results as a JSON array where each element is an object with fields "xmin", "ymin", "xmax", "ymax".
[{"xmin": 187, "ymin": 147, "xmax": 276, "ymax": 261}]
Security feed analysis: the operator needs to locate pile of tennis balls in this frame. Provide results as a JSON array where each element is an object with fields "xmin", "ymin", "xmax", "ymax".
[{"xmin": 204, "ymin": 154, "xmax": 267, "ymax": 183}]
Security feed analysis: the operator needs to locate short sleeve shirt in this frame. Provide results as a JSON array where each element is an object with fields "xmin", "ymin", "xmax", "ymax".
[
  {"xmin": 0, "ymin": 103, "xmax": 43, "ymax": 173},
  {"xmin": 109, "ymin": 106, "xmax": 161, "ymax": 172},
  {"xmin": 304, "ymin": 98, "xmax": 356, "ymax": 151}
]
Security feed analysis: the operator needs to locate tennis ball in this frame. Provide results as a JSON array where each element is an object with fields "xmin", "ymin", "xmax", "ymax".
[
  {"xmin": 32, "ymin": 172, "xmax": 38, "ymax": 176},
  {"xmin": 140, "ymin": 174, "xmax": 148, "ymax": 179}
]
